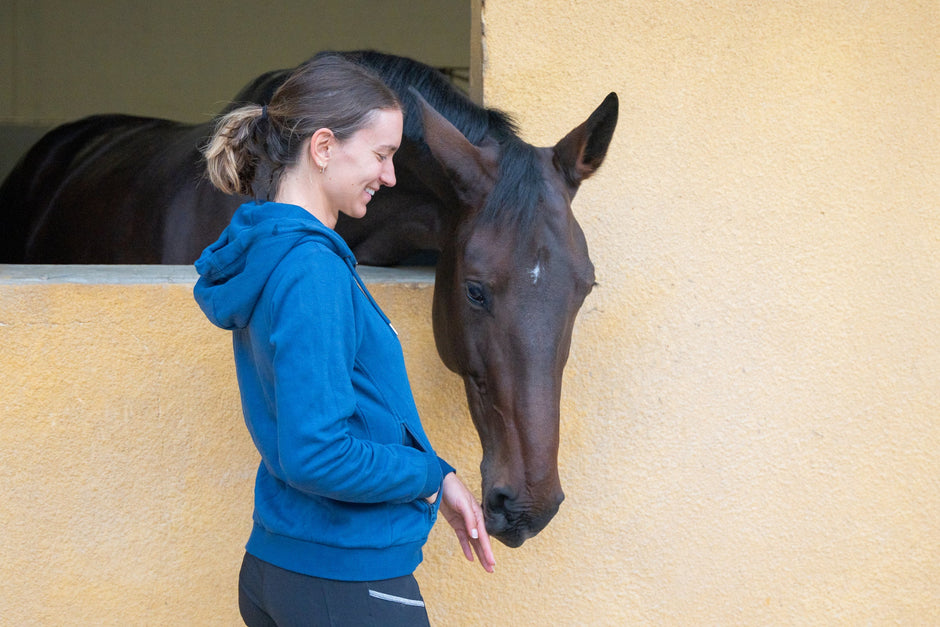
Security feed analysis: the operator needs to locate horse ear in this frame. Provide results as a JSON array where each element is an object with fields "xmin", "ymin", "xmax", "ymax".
[
  {"xmin": 552, "ymin": 92, "xmax": 619, "ymax": 191},
  {"xmin": 409, "ymin": 88, "xmax": 496, "ymax": 207}
]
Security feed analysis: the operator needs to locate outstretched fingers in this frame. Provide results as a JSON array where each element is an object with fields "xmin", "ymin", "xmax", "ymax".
[{"xmin": 440, "ymin": 473, "xmax": 496, "ymax": 573}]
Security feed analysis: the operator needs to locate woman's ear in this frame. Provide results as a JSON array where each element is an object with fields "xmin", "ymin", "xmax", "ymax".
[{"xmin": 309, "ymin": 128, "xmax": 334, "ymax": 171}]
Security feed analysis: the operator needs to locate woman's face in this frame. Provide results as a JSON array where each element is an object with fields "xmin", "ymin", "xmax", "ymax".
[{"xmin": 322, "ymin": 108, "xmax": 402, "ymax": 221}]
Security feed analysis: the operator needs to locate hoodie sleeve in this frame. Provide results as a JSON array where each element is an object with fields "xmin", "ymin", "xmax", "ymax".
[{"xmin": 263, "ymin": 244, "xmax": 442, "ymax": 504}]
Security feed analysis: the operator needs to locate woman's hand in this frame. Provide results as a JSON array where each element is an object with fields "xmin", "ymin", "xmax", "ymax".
[{"xmin": 437, "ymin": 472, "xmax": 496, "ymax": 573}]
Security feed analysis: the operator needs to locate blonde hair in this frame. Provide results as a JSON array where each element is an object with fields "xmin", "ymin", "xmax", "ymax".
[
  {"xmin": 203, "ymin": 105, "xmax": 266, "ymax": 196},
  {"xmin": 203, "ymin": 54, "xmax": 400, "ymax": 199}
]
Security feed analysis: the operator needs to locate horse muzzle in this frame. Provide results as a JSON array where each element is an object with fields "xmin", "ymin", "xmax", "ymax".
[{"xmin": 483, "ymin": 485, "xmax": 565, "ymax": 548}]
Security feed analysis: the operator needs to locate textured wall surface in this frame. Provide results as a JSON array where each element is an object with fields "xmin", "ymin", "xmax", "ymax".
[
  {"xmin": 464, "ymin": 0, "xmax": 938, "ymax": 624},
  {"xmin": 0, "ymin": 1, "xmax": 937, "ymax": 625},
  {"xmin": 0, "ymin": 266, "xmax": 460, "ymax": 625}
]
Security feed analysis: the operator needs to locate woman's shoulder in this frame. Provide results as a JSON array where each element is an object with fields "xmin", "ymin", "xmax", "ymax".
[{"xmin": 267, "ymin": 239, "xmax": 353, "ymax": 290}]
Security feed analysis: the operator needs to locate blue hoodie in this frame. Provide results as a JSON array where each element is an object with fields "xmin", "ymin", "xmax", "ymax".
[{"xmin": 194, "ymin": 201, "xmax": 452, "ymax": 581}]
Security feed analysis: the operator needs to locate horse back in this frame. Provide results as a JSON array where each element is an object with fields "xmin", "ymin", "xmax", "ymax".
[
  {"xmin": 0, "ymin": 116, "xmax": 128, "ymax": 262},
  {"xmin": 0, "ymin": 114, "xmax": 230, "ymax": 263}
]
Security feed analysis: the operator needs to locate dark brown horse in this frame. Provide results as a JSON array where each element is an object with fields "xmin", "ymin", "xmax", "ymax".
[{"xmin": 0, "ymin": 51, "xmax": 618, "ymax": 547}]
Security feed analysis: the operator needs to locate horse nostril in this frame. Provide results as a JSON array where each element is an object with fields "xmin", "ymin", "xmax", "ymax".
[{"xmin": 486, "ymin": 487, "xmax": 515, "ymax": 511}]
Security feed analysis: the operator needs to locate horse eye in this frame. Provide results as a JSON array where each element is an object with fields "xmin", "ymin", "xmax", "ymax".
[{"xmin": 465, "ymin": 281, "xmax": 487, "ymax": 308}]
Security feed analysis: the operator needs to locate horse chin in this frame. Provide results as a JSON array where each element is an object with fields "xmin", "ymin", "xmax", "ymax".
[{"xmin": 490, "ymin": 528, "xmax": 532, "ymax": 549}]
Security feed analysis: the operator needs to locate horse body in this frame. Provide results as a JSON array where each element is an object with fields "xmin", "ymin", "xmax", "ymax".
[
  {"xmin": 0, "ymin": 51, "xmax": 618, "ymax": 546},
  {"xmin": 1, "ymin": 115, "xmax": 210, "ymax": 263}
]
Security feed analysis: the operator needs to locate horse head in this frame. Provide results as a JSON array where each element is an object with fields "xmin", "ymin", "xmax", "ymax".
[{"xmin": 414, "ymin": 92, "xmax": 618, "ymax": 547}]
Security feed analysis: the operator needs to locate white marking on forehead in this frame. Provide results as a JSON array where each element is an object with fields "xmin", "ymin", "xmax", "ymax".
[{"xmin": 529, "ymin": 261, "xmax": 541, "ymax": 285}]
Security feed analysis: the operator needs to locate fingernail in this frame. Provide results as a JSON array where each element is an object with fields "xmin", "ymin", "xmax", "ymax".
[{"xmin": 471, "ymin": 528, "xmax": 479, "ymax": 539}]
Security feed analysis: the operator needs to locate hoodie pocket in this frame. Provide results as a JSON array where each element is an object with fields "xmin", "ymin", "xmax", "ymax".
[{"xmin": 400, "ymin": 422, "xmax": 428, "ymax": 453}]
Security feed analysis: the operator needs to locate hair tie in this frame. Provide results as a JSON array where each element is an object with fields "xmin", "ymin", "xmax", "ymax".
[{"xmin": 260, "ymin": 105, "xmax": 268, "ymax": 121}]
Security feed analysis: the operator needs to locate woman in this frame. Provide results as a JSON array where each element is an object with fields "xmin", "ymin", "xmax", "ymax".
[{"xmin": 193, "ymin": 54, "xmax": 495, "ymax": 627}]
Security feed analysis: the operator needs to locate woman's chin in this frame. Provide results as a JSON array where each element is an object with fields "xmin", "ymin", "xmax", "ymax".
[{"xmin": 342, "ymin": 206, "xmax": 368, "ymax": 221}]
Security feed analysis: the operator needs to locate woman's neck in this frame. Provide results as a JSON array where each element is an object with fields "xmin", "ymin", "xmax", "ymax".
[{"xmin": 275, "ymin": 161, "xmax": 336, "ymax": 229}]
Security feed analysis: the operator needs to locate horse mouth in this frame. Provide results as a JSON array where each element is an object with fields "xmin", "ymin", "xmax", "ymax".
[{"xmin": 484, "ymin": 496, "xmax": 563, "ymax": 548}]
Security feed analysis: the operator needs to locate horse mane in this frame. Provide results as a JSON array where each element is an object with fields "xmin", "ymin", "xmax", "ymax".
[
  {"xmin": 334, "ymin": 51, "xmax": 543, "ymax": 229},
  {"xmin": 331, "ymin": 50, "xmax": 518, "ymax": 146}
]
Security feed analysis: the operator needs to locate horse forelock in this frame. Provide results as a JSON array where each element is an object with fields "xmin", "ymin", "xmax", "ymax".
[{"xmin": 479, "ymin": 138, "xmax": 544, "ymax": 231}]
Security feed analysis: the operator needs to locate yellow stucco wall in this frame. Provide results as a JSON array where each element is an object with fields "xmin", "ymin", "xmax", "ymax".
[
  {"xmin": 473, "ymin": 0, "xmax": 939, "ymax": 624},
  {"xmin": 0, "ymin": 266, "xmax": 465, "ymax": 625},
  {"xmin": 1, "ymin": 1, "xmax": 937, "ymax": 624}
]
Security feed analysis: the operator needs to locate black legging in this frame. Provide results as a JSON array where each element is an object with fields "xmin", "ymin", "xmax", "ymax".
[{"xmin": 238, "ymin": 552, "xmax": 431, "ymax": 627}]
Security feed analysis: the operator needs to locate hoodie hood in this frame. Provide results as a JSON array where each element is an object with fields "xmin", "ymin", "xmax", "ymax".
[{"xmin": 194, "ymin": 201, "xmax": 354, "ymax": 330}]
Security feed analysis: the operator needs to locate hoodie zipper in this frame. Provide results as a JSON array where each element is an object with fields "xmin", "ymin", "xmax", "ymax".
[{"xmin": 345, "ymin": 258, "xmax": 398, "ymax": 336}]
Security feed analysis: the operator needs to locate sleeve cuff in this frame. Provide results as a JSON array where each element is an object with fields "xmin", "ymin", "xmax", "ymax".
[
  {"xmin": 437, "ymin": 456, "xmax": 456, "ymax": 478},
  {"xmin": 419, "ymin": 453, "xmax": 445, "ymax": 498}
]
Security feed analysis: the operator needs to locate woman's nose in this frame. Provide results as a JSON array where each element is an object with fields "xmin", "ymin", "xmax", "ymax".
[{"xmin": 381, "ymin": 161, "xmax": 396, "ymax": 188}]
